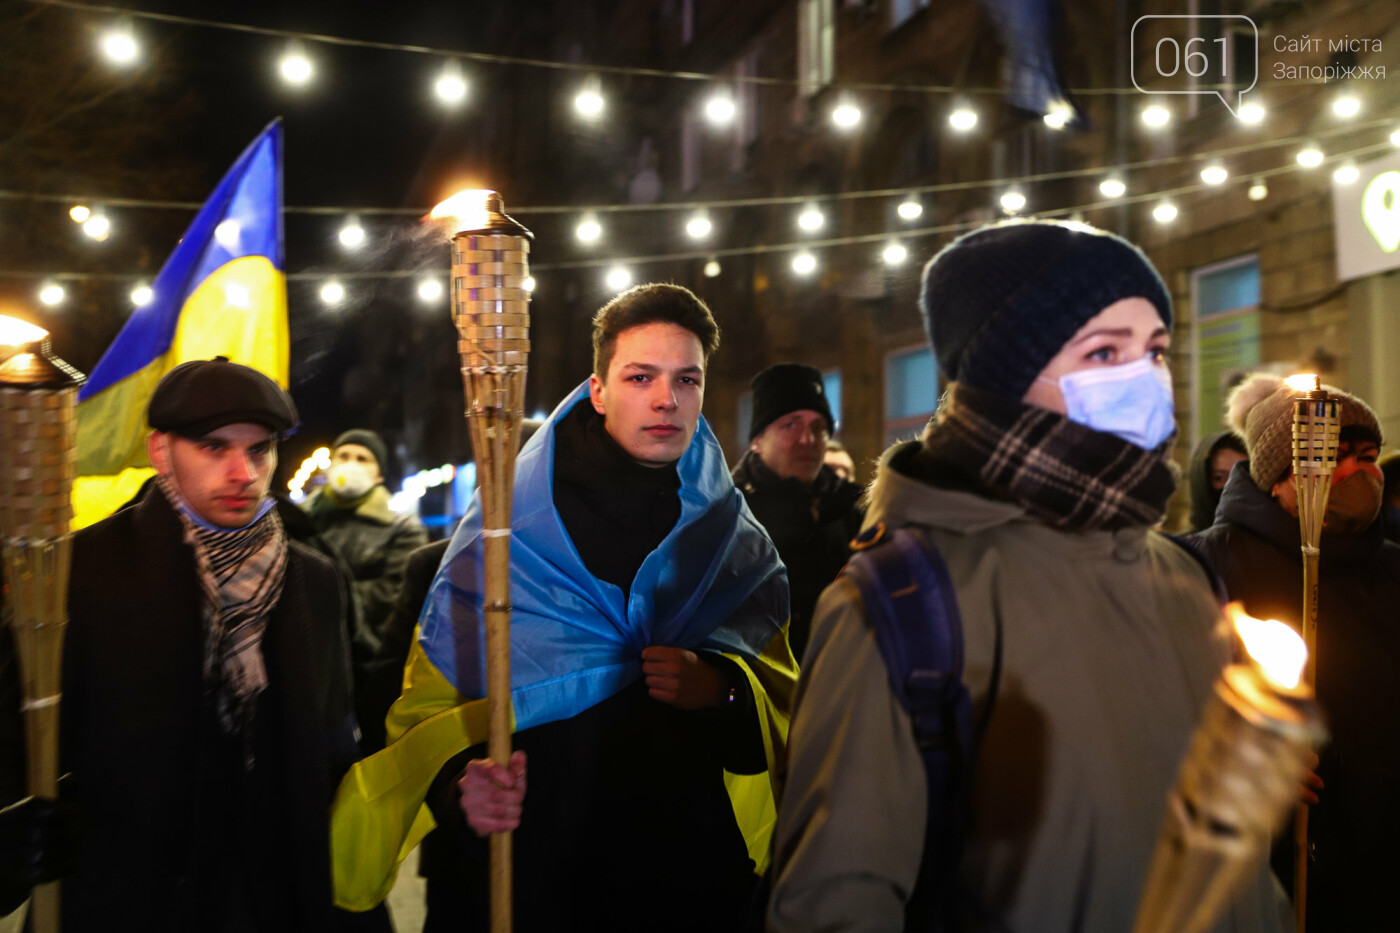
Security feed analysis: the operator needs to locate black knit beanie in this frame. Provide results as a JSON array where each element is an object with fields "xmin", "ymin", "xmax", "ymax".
[
  {"xmin": 749, "ymin": 363, "xmax": 835, "ymax": 440},
  {"xmin": 919, "ymin": 220, "xmax": 1173, "ymax": 400},
  {"xmin": 333, "ymin": 428, "xmax": 389, "ymax": 473}
]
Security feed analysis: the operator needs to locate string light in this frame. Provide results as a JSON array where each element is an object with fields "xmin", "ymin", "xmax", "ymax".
[
  {"xmin": 685, "ymin": 213, "xmax": 712, "ymax": 239},
  {"xmin": 434, "ymin": 63, "xmax": 468, "ymax": 104},
  {"xmin": 1392, "ymin": 128, "xmax": 1400, "ymax": 147},
  {"xmin": 1248, "ymin": 178, "xmax": 1269, "ymax": 201},
  {"xmin": 1332, "ymin": 94, "xmax": 1361, "ymax": 118},
  {"xmin": 1238, "ymin": 101, "xmax": 1265, "ymax": 125},
  {"xmin": 605, "ymin": 266, "xmax": 631, "ymax": 291},
  {"xmin": 576, "ymin": 217, "xmax": 602, "ymax": 243},
  {"xmin": 82, "ymin": 214, "xmax": 110, "ymax": 241},
  {"xmin": 99, "ymin": 25, "xmax": 139, "ymax": 65},
  {"xmin": 574, "ymin": 81, "xmax": 605, "ymax": 118},
  {"xmin": 797, "ymin": 206, "xmax": 825, "ymax": 232},
  {"xmin": 948, "ymin": 107, "xmax": 978, "ymax": 132},
  {"xmin": 417, "ymin": 278, "xmax": 444, "ymax": 301},
  {"xmin": 130, "ymin": 283, "xmax": 153, "ymax": 306},
  {"xmin": 897, "ymin": 196, "xmax": 923, "ymax": 220},
  {"xmin": 38, "ymin": 284, "xmax": 65, "ymax": 306},
  {"xmin": 831, "ymin": 99, "xmax": 862, "ymax": 130},
  {"xmin": 320, "ymin": 280, "xmax": 345, "ymax": 305},
  {"xmin": 279, "ymin": 45, "xmax": 314, "ymax": 86},
  {"xmin": 1296, "ymin": 146, "xmax": 1325, "ymax": 168},
  {"xmin": 1042, "ymin": 100, "xmax": 1072, "ymax": 130},
  {"xmin": 882, "ymin": 241, "xmax": 908, "ymax": 266},
  {"xmin": 1141, "ymin": 104, "xmax": 1170, "ymax": 128},
  {"xmin": 704, "ymin": 93, "xmax": 736, "ymax": 126},
  {"xmin": 338, "ymin": 216, "xmax": 366, "ymax": 249},
  {"xmin": 68, "ymin": 205, "xmax": 90, "ymax": 223},
  {"xmin": 522, "ymin": 276, "xmax": 536, "ymax": 292},
  {"xmin": 1333, "ymin": 164, "xmax": 1360, "ymax": 185},
  {"xmin": 703, "ymin": 259, "xmax": 721, "ymax": 278},
  {"xmin": 1099, "ymin": 177, "xmax": 1126, "ymax": 198},
  {"xmin": 1199, "ymin": 164, "xmax": 1228, "ymax": 185},
  {"xmin": 999, "ymin": 189, "xmax": 1027, "ymax": 214},
  {"xmin": 1152, "ymin": 201, "xmax": 1178, "ymax": 224},
  {"xmin": 791, "ymin": 251, "xmax": 817, "ymax": 275}
]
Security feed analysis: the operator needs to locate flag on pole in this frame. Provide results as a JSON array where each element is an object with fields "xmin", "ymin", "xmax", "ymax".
[{"xmin": 72, "ymin": 120, "xmax": 288, "ymax": 529}]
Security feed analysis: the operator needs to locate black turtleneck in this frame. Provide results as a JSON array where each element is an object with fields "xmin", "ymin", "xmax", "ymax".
[{"xmin": 552, "ymin": 399, "xmax": 681, "ymax": 597}]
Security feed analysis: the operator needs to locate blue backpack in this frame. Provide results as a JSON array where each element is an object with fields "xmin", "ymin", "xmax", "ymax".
[{"xmin": 841, "ymin": 523, "xmax": 1002, "ymax": 932}]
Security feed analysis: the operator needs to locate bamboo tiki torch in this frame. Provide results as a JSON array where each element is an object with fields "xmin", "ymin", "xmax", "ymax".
[
  {"xmin": 432, "ymin": 190, "xmax": 533, "ymax": 933},
  {"xmin": 1286, "ymin": 373, "xmax": 1340, "ymax": 933},
  {"xmin": 1133, "ymin": 606, "xmax": 1327, "ymax": 933},
  {"xmin": 0, "ymin": 316, "xmax": 85, "ymax": 933}
]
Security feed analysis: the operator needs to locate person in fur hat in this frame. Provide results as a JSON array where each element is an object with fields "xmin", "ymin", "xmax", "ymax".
[{"xmin": 1187, "ymin": 373, "xmax": 1400, "ymax": 931}]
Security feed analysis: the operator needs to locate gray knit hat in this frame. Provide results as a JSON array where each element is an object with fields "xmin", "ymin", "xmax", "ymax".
[
  {"xmin": 1227, "ymin": 373, "xmax": 1383, "ymax": 490},
  {"xmin": 919, "ymin": 220, "xmax": 1172, "ymax": 400}
]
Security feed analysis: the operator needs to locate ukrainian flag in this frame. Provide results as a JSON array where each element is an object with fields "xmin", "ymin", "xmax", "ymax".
[{"xmin": 72, "ymin": 120, "xmax": 288, "ymax": 529}]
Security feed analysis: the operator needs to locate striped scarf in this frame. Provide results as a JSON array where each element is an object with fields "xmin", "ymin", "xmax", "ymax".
[
  {"xmin": 919, "ymin": 381, "xmax": 1178, "ymax": 531},
  {"xmin": 157, "ymin": 475, "xmax": 288, "ymax": 765}
]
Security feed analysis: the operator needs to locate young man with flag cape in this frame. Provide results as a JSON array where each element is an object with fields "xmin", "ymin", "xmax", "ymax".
[{"xmin": 331, "ymin": 283, "xmax": 795, "ymax": 932}]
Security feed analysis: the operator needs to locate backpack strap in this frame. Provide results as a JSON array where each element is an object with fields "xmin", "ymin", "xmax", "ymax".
[{"xmin": 843, "ymin": 523, "xmax": 996, "ymax": 931}]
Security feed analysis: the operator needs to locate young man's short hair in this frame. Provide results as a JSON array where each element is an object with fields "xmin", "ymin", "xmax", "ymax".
[{"xmin": 591, "ymin": 283, "xmax": 720, "ymax": 378}]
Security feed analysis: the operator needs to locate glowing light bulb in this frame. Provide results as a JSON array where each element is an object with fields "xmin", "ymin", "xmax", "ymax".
[
  {"xmin": 1043, "ymin": 101, "xmax": 1072, "ymax": 129},
  {"xmin": 320, "ymin": 281, "xmax": 345, "ymax": 305},
  {"xmin": 1248, "ymin": 179, "xmax": 1268, "ymax": 201},
  {"xmin": 605, "ymin": 267, "xmax": 632, "ymax": 291},
  {"xmin": 703, "ymin": 260, "xmax": 721, "ymax": 278},
  {"xmin": 1141, "ymin": 104, "xmax": 1170, "ymax": 128},
  {"xmin": 417, "ymin": 279, "xmax": 444, "ymax": 302},
  {"xmin": 522, "ymin": 276, "xmax": 536, "ymax": 293},
  {"xmin": 435, "ymin": 68, "xmax": 467, "ymax": 104},
  {"xmin": 897, "ymin": 198, "xmax": 923, "ymax": 220},
  {"xmin": 1200, "ymin": 164, "xmax": 1228, "ymax": 186},
  {"xmin": 38, "ymin": 284, "xmax": 65, "ymax": 307},
  {"xmin": 948, "ymin": 107, "xmax": 978, "ymax": 131},
  {"xmin": 1392, "ymin": 128, "xmax": 1400, "ymax": 147},
  {"xmin": 280, "ymin": 51, "xmax": 313, "ymax": 86},
  {"xmin": 831, "ymin": 103, "xmax": 861, "ymax": 129},
  {"xmin": 704, "ymin": 95, "xmax": 736, "ymax": 125},
  {"xmin": 1152, "ymin": 201, "xmax": 1178, "ymax": 223},
  {"xmin": 338, "ymin": 219, "xmax": 366, "ymax": 249},
  {"xmin": 685, "ymin": 215, "xmax": 712, "ymax": 239},
  {"xmin": 791, "ymin": 251, "xmax": 817, "ymax": 275},
  {"xmin": 130, "ymin": 284, "xmax": 153, "ymax": 307},
  {"xmin": 575, "ymin": 88, "xmax": 605, "ymax": 118},
  {"xmin": 576, "ymin": 218, "xmax": 602, "ymax": 243},
  {"xmin": 82, "ymin": 215, "xmax": 110, "ymax": 241},
  {"xmin": 100, "ymin": 28, "xmax": 139, "ymax": 65},
  {"xmin": 1332, "ymin": 95, "xmax": 1361, "ymax": 118},
  {"xmin": 1296, "ymin": 147, "xmax": 1324, "ymax": 168},
  {"xmin": 797, "ymin": 207, "xmax": 824, "ymax": 232},
  {"xmin": 1099, "ymin": 178, "xmax": 1126, "ymax": 199},
  {"xmin": 1000, "ymin": 190, "xmax": 1027, "ymax": 213},
  {"xmin": 1238, "ymin": 101, "xmax": 1265, "ymax": 124},
  {"xmin": 68, "ymin": 205, "xmax": 90, "ymax": 223},
  {"xmin": 882, "ymin": 242, "xmax": 908, "ymax": 266},
  {"xmin": 1333, "ymin": 164, "xmax": 1360, "ymax": 185}
]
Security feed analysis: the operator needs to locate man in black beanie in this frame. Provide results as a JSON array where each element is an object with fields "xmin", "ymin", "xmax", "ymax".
[
  {"xmin": 769, "ymin": 221, "xmax": 1288, "ymax": 932},
  {"xmin": 302, "ymin": 428, "xmax": 426, "ymax": 749},
  {"xmin": 732, "ymin": 363, "xmax": 862, "ymax": 661}
]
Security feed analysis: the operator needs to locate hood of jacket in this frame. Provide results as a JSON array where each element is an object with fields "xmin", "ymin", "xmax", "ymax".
[{"xmin": 1188, "ymin": 429, "xmax": 1243, "ymax": 532}]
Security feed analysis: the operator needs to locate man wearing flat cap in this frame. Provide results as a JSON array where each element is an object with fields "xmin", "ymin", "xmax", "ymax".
[
  {"xmin": 302, "ymin": 429, "xmax": 425, "ymax": 749},
  {"xmin": 732, "ymin": 363, "xmax": 862, "ymax": 661},
  {"xmin": 50, "ymin": 357, "xmax": 365, "ymax": 931}
]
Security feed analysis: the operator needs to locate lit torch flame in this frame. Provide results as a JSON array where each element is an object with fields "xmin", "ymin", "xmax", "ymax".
[
  {"xmin": 429, "ymin": 189, "xmax": 497, "ymax": 232},
  {"xmin": 1228, "ymin": 602, "xmax": 1308, "ymax": 691},
  {"xmin": 0, "ymin": 314, "xmax": 49, "ymax": 347},
  {"xmin": 1284, "ymin": 372, "xmax": 1321, "ymax": 394}
]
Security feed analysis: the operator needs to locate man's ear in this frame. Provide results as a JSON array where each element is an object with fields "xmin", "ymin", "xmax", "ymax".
[
  {"xmin": 588, "ymin": 373, "xmax": 605, "ymax": 415},
  {"xmin": 147, "ymin": 431, "xmax": 171, "ymax": 475}
]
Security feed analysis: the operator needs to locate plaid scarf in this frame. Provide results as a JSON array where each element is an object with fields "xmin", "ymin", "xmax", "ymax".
[
  {"xmin": 157, "ymin": 475, "xmax": 288, "ymax": 766},
  {"xmin": 919, "ymin": 382, "xmax": 1178, "ymax": 531}
]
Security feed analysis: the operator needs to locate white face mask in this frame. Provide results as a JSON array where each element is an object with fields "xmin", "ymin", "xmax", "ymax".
[
  {"xmin": 1042, "ymin": 355, "xmax": 1176, "ymax": 450},
  {"xmin": 328, "ymin": 461, "xmax": 375, "ymax": 499}
]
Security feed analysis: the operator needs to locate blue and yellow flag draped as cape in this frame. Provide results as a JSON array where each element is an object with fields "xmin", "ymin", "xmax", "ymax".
[
  {"xmin": 72, "ymin": 120, "xmax": 288, "ymax": 529},
  {"xmin": 330, "ymin": 383, "xmax": 796, "ymax": 910}
]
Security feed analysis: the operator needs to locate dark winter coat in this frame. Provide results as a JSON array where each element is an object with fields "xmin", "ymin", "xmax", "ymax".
[
  {"xmin": 732, "ymin": 450, "xmax": 863, "ymax": 661},
  {"xmin": 1187, "ymin": 462, "xmax": 1400, "ymax": 932},
  {"xmin": 422, "ymin": 402, "xmax": 767, "ymax": 933},
  {"xmin": 57, "ymin": 487, "xmax": 363, "ymax": 932}
]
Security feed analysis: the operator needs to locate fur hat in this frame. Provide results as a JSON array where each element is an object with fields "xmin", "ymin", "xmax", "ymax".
[{"xmin": 1226, "ymin": 373, "xmax": 1382, "ymax": 490}]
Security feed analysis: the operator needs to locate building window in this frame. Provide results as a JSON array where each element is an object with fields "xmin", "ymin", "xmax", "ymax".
[
  {"xmin": 1191, "ymin": 255, "xmax": 1261, "ymax": 443},
  {"xmin": 890, "ymin": 0, "xmax": 930, "ymax": 30},
  {"xmin": 822, "ymin": 369, "xmax": 843, "ymax": 433},
  {"xmin": 884, "ymin": 345, "xmax": 939, "ymax": 446},
  {"xmin": 797, "ymin": 0, "xmax": 835, "ymax": 96}
]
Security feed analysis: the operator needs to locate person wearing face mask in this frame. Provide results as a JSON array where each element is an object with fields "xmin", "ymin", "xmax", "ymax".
[
  {"xmin": 732, "ymin": 363, "xmax": 863, "ymax": 661},
  {"xmin": 768, "ymin": 220, "xmax": 1287, "ymax": 933},
  {"xmin": 1186, "ymin": 374, "xmax": 1400, "ymax": 931},
  {"xmin": 302, "ymin": 429, "xmax": 426, "ymax": 749},
  {"xmin": 0, "ymin": 358, "xmax": 373, "ymax": 931}
]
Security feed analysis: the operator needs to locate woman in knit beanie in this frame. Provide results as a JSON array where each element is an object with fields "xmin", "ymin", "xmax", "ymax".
[
  {"xmin": 769, "ymin": 220, "xmax": 1288, "ymax": 933},
  {"xmin": 1186, "ymin": 374, "xmax": 1400, "ymax": 929}
]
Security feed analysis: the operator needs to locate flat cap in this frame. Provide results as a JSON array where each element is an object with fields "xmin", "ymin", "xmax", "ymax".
[{"xmin": 147, "ymin": 356, "xmax": 299, "ymax": 437}]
